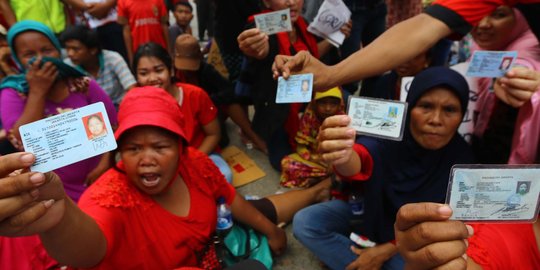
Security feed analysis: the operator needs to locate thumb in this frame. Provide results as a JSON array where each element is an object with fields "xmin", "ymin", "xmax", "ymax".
[{"xmin": 350, "ymin": 245, "xmax": 363, "ymax": 256}]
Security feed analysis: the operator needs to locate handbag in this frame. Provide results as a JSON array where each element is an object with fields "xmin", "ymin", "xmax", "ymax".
[{"xmin": 222, "ymin": 224, "xmax": 273, "ymax": 269}]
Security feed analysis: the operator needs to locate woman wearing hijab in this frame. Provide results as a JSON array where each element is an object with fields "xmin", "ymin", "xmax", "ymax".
[
  {"xmin": 470, "ymin": 6, "xmax": 540, "ymax": 164},
  {"xmin": 0, "ymin": 20, "xmax": 117, "ymax": 201},
  {"xmin": 293, "ymin": 67, "xmax": 474, "ymax": 270}
]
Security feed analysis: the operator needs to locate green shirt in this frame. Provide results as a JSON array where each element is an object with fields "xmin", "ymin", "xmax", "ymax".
[{"xmin": 10, "ymin": 0, "xmax": 66, "ymax": 33}]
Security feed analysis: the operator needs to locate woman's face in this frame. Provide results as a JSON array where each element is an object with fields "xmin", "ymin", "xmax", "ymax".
[
  {"xmin": 409, "ymin": 87, "xmax": 463, "ymax": 150},
  {"xmin": 88, "ymin": 116, "xmax": 105, "ymax": 136},
  {"xmin": 263, "ymin": 0, "xmax": 304, "ymax": 23},
  {"xmin": 471, "ymin": 6, "xmax": 515, "ymax": 50},
  {"xmin": 14, "ymin": 31, "xmax": 60, "ymax": 67},
  {"xmin": 136, "ymin": 56, "xmax": 172, "ymax": 91},
  {"xmin": 120, "ymin": 126, "xmax": 180, "ymax": 196}
]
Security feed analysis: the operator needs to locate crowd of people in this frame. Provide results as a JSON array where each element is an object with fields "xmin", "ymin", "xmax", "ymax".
[{"xmin": 0, "ymin": 0, "xmax": 539, "ymax": 269}]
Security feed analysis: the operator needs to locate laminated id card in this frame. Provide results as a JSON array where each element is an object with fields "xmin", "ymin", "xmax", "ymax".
[
  {"xmin": 254, "ymin": 8, "xmax": 292, "ymax": 35},
  {"xmin": 20, "ymin": 102, "xmax": 117, "ymax": 173},
  {"xmin": 446, "ymin": 165, "xmax": 540, "ymax": 223},
  {"xmin": 276, "ymin": 73, "xmax": 313, "ymax": 103},
  {"xmin": 466, "ymin": 50, "xmax": 517, "ymax": 78},
  {"xmin": 347, "ymin": 96, "xmax": 407, "ymax": 141}
]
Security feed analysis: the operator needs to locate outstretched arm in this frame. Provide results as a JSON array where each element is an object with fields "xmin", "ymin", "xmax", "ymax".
[
  {"xmin": 0, "ymin": 153, "xmax": 107, "ymax": 268},
  {"xmin": 273, "ymin": 14, "xmax": 451, "ymax": 91}
]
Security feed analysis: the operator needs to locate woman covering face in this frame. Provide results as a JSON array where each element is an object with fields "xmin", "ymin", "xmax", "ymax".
[{"xmin": 293, "ymin": 67, "xmax": 474, "ymax": 270}]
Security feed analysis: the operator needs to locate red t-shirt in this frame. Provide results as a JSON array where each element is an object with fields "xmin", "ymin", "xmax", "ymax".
[
  {"xmin": 117, "ymin": 0, "xmax": 168, "ymax": 51},
  {"xmin": 176, "ymin": 83, "xmax": 218, "ymax": 149},
  {"xmin": 467, "ymin": 223, "xmax": 540, "ymax": 270},
  {"xmin": 78, "ymin": 148, "xmax": 236, "ymax": 269},
  {"xmin": 426, "ymin": 0, "xmax": 540, "ymax": 37}
]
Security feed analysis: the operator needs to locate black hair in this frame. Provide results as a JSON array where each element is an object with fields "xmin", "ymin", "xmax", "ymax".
[
  {"xmin": 132, "ymin": 42, "xmax": 172, "ymax": 75},
  {"xmin": 174, "ymin": 1, "xmax": 193, "ymax": 12},
  {"xmin": 60, "ymin": 25, "xmax": 101, "ymax": 51}
]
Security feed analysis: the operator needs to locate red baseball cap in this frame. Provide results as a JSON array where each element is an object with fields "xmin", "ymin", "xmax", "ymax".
[{"xmin": 114, "ymin": 86, "xmax": 186, "ymax": 142}]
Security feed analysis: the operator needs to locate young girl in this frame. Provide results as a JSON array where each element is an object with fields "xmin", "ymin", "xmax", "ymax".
[
  {"xmin": 280, "ymin": 87, "xmax": 345, "ymax": 188},
  {"xmin": 132, "ymin": 42, "xmax": 233, "ymax": 183}
]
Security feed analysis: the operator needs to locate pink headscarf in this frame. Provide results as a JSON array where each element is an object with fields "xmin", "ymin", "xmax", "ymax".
[{"xmin": 472, "ymin": 8, "xmax": 540, "ymax": 164}]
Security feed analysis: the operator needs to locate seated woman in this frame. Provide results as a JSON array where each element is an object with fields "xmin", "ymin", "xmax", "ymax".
[
  {"xmin": 280, "ymin": 87, "xmax": 345, "ymax": 188},
  {"xmin": 237, "ymin": 0, "xmax": 350, "ymax": 170},
  {"xmin": 470, "ymin": 6, "xmax": 540, "ymax": 164},
  {"xmin": 132, "ymin": 42, "xmax": 233, "ymax": 183},
  {"xmin": 292, "ymin": 67, "xmax": 474, "ymax": 270},
  {"xmin": 395, "ymin": 202, "xmax": 540, "ymax": 270},
  {"xmin": 173, "ymin": 34, "xmax": 268, "ymax": 153},
  {"xmin": 0, "ymin": 86, "xmax": 332, "ymax": 269}
]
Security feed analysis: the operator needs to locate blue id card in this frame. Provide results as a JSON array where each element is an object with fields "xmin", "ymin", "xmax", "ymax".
[
  {"xmin": 20, "ymin": 102, "xmax": 117, "ymax": 173},
  {"xmin": 466, "ymin": 50, "xmax": 517, "ymax": 78},
  {"xmin": 276, "ymin": 73, "xmax": 313, "ymax": 103},
  {"xmin": 254, "ymin": 8, "xmax": 292, "ymax": 35}
]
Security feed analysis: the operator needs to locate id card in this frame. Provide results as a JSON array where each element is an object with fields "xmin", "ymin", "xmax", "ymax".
[
  {"xmin": 446, "ymin": 165, "xmax": 540, "ymax": 223},
  {"xmin": 466, "ymin": 51, "xmax": 517, "ymax": 78},
  {"xmin": 347, "ymin": 96, "xmax": 407, "ymax": 141},
  {"xmin": 20, "ymin": 102, "xmax": 117, "ymax": 173},
  {"xmin": 254, "ymin": 9, "xmax": 292, "ymax": 35},
  {"xmin": 276, "ymin": 74, "xmax": 313, "ymax": 103}
]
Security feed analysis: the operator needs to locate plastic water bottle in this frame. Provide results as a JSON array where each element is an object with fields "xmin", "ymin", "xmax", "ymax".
[
  {"xmin": 216, "ymin": 197, "xmax": 233, "ymax": 237},
  {"xmin": 349, "ymin": 193, "xmax": 364, "ymax": 216}
]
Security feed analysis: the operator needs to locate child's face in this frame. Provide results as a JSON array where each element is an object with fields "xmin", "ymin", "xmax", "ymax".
[
  {"xmin": 315, "ymin": 97, "xmax": 341, "ymax": 120},
  {"xmin": 263, "ymin": 0, "xmax": 303, "ymax": 23},
  {"xmin": 173, "ymin": 5, "xmax": 193, "ymax": 27},
  {"xmin": 136, "ymin": 56, "xmax": 172, "ymax": 91}
]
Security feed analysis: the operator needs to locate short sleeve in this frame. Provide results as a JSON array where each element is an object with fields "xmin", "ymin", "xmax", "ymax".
[
  {"xmin": 87, "ymin": 79, "xmax": 118, "ymax": 126},
  {"xmin": 159, "ymin": 0, "xmax": 168, "ymax": 20},
  {"xmin": 335, "ymin": 143, "xmax": 374, "ymax": 182},
  {"xmin": 194, "ymin": 87, "xmax": 218, "ymax": 126},
  {"xmin": 425, "ymin": 0, "xmax": 507, "ymax": 36},
  {"xmin": 185, "ymin": 148, "xmax": 236, "ymax": 205},
  {"xmin": 0, "ymin": 88, "xmax": 26, "ymax": 131},
  {"xmin": 116, "ymin": 0, "xmax": 127, "ymax": 19}
]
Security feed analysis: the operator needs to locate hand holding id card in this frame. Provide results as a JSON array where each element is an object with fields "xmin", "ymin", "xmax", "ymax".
[
  {"xmin": 276, "ymin": 73, "xmax": 313, "ymax": 103},
  {"xmin": 446, "ymin": 165, "xmax": 540, "ymax": 223},
  {"xmin": 20, "ymin": 102, "xmax": 117, "ymax": 173},
  {"xmin": 254, "ymin": 8, "xmax": 292, "ymax": 35},
  {"xmin": 347, "ymin": 96, "xmax": 407, "ymax": 141}
]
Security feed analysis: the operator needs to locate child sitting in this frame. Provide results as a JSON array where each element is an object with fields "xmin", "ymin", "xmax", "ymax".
[
  {"xmin": 280, "ymin": 87, "xmax": 345, "ymax": 188},
  {"xmin": 169, "ymin": 1, "xmax": 193, "ymax": 50}
]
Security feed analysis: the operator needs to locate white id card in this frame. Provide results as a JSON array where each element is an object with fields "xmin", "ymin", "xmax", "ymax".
[
  {"xmin": 254, "ymin": 8, "xmax": 292, "ymax": 35},
  {"xmin": 466, "ymin": 50, "xmax": 518, "ymax": 78},
  {"xmin": 446, "ymin": 165, "xmax": 540, "ymax": 223},
  {"xmin": 347, "ymin": 96, "xmax": 407, "ymax": 141},
  {"xmin": 20, "ymin": 102, "xmax": 117, "ymax": 173},
  {"xmin": 276, "ymin": 73, "xmax": 313, "ymax": 103}
]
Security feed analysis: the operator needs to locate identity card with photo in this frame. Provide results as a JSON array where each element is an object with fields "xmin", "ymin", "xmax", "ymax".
[
  {"xmin": 20, "ymin": 102, "xmax": 117, "ymax": 173},
  {"xmin": 347, "ymin": 97, "xmax": 407, "ymax": 141},
  {"xmin": 254, "ymin": 8, "xmax": 292, "ymax": 35},
  {"xmin": 446, "ymin": 165, "xmax": 540, "ymax": 223},
  {"xmin": 276, "ymin": 73, "xmax": 313, "ymax": 103},
  {"xmin": 466, "ymin": 50, "xmax": 518, "ymax": 78}
]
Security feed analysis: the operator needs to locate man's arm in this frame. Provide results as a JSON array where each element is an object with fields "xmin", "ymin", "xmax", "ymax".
[
  {"xmin": 273, "ymin": 14, "xmax": 452, "ymax": 91},
  {"xmin": 117, "ymin": 16, "xmax": 133, "ymax": 65}
]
